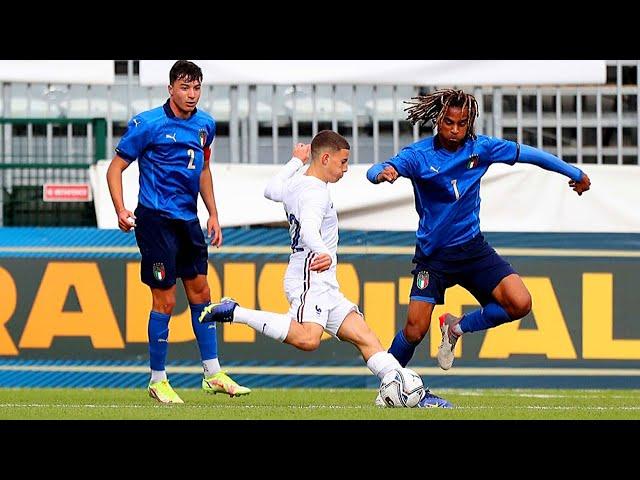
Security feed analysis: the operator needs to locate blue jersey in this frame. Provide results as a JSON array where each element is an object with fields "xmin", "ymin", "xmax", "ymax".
[
  {"xmin": 115, "ymin": 100, "xmax": 216, "ymax": 220},
  {"xmin": 367, "ymin": 135, "xmax": 583, "ymax": 257}
]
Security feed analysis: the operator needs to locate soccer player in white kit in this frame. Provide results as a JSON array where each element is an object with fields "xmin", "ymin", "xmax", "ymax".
[
  {"xmin": 200, "ymin": 130, "xmax": 452, "ymax": 407},
  {"xmin": 200, "ymin": 132, "xmax": 402, "ymax": 382}
]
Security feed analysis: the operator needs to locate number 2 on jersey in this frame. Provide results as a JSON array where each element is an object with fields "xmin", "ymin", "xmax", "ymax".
[
  {"xmin": 287, "ymin": 213, "xmax": 303, "ymax": 252},
  {"xmin": 187, "ymin": 149, "xmax": 196, "ymax": 169}
]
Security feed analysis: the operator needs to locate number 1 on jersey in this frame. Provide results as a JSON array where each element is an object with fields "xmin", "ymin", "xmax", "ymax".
[
  {"xmin": 451, "ymin": 179, "xmax": 460, "ymax": 200},
  {"xmin": 187, "ymin": 149, "xmax": 196, "ymax": 169}
]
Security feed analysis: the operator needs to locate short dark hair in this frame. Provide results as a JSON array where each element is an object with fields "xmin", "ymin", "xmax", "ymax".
[
  {"xmin": 311, "ymin": 130, "xmax": 350, "ymax": 159},
  {"xmin": 169, "ymin": 60, "xmax": 203, "ymax": 84}
]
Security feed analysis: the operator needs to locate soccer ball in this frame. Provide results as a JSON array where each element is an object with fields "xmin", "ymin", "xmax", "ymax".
[{"xmin": 378, "ymin": 368, "xmax": 426, "ymax": 407}]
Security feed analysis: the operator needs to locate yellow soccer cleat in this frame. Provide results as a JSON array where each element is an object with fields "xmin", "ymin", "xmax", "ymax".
[
  {"xmin": 148, "ymin": 379, "xmax": 185, "ymax": 404},
  {"xmin": 202, "ymin": 371, "xmax": 251, "ymax": 397}
]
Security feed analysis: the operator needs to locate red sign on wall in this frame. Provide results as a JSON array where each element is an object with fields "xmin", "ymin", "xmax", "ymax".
[{"xmin": 42, "ymin": 183, "xmax": 92, "ymax": 202}]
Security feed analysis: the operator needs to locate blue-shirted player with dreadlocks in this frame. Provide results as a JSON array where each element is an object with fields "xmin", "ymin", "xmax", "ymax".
[
  {"xmin": 106, "ymin": 60, "xmax": 250, "ymax": 403},
  {"xmin": 367, "ymin": 89, "xmax": 591, "ymax": 374}
]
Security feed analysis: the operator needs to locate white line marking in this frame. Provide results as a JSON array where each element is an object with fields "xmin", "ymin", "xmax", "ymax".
[{"xmin": 2, "ymin": 365, "xmax": 640, "ymax": 377}]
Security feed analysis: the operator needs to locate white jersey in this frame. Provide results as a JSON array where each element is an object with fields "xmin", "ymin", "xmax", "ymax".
[{"xmin": 264, "ymin": 157, "xmax": 339, "ymax": 290}]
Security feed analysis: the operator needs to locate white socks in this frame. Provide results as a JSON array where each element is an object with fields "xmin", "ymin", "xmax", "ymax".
[
  {"xmin": 150, "ymin": 370, "xmax": 167, "ymax": 383},
  {"xmin": 234, "ymin": 306, "xmax": 291, "ymax": 343},
  {"xmin": 367, "ymin": 351, "xmax": 402, "ymax": 380},
  {"xmin": 203, "ymin": 358, "xmax": 221, "ymax": 378}
]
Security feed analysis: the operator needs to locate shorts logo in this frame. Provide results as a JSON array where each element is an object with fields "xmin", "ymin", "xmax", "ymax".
[
  {"xmin": 153, "ymin": 263, "xmax": 165, "ymax": 281},
  {"xmin": 416, "ymin": 271, "xmax": 429, "ymax": 290},
  {"xmin": 315, "ymin": 305, "xmax": 322, "ymax": 315}
]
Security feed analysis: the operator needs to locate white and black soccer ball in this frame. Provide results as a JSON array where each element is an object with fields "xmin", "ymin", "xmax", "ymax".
[{"xmin": 378, "ymin": 368, "xmax": 426, "ymax": 407}]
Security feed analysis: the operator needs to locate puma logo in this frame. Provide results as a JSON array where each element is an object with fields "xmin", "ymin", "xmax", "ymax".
[
  {"xmin": 430, "ymin": 165, "xmax": 440, "ymax": 173},
  {"xmin": 165, "ymin": 133, "xmax": 177, "ymax": 142}
]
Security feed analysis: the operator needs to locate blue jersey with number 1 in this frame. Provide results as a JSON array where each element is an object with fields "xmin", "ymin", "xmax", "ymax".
[
  {"xmin": 115, "ymin": 100, "xmax": 216, "ymax": 220},
  {"xmin": 369, "ymin": 134, "xmax": 585, "ymax": 257},
  {"xmin": 379, "ymin": 135, "xmax": 520, "ymax": 256}
]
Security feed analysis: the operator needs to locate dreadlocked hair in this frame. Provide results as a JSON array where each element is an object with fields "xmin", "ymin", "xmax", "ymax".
[{"xmin": 404, "ymin": 89, "xmax": 479, "ymax": 140}]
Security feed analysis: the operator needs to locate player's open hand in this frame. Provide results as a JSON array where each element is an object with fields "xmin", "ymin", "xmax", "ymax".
[
  {"xmin": 569, "ymin": 173, "xmax": 591, "ymax": 196},
  {"xmin": 293, "ymin": 143, "xmax": 311, "ymax": 164},
  {"xmin": 310, "ymin": 253, "xmax": 332, "ymax": 272},
  {"xmin": 117, "ymin": 209, "xmax": 136, "ymax": 233},
  {"xmin": 376, "ymin": 165, "xmax": 399, "ymax": 184},
  {"xmin": 208, "ymin": 215, "xmax": 223, "ymax": 247}
]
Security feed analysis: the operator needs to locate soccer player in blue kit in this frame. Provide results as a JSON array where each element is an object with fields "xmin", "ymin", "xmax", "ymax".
[
  {"xmin": 106, "ymin": 60, "xmax": 250, "ymax": 403},
  {"xmin": 367, "ymin": 89, "xmax": 591, "ymax": 372}
]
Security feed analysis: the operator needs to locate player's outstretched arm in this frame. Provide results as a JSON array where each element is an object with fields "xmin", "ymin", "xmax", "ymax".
[
  {"xmin": 518, "ymin": 144, "xmax": 591, "ymax": 196},
  {"xmin": 367, "ymin": 147, "xmax": 416, "ymax": 184},
  {"xmin": 366, "ymin": 163, "xmax": 399, "ymax": 184},
  {"xmin": 264, "ymin": 143, "xmax": 310, "ymax": 202}
]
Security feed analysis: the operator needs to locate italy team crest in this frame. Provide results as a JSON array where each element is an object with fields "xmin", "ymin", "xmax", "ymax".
[
  {"xmin": 416, "ymin": 271, "xmax": 429, "ymax": 289},
  {"xmin": 199, "ymin": 129, "xmax": 207, "ymax": 147},
  {"xmin": 467, "ymin": 154, "xmax": 479, "ymax": 169},
  {"xmin": 153, "ymin": 263, "xmax": 165, "ymax": 281}
]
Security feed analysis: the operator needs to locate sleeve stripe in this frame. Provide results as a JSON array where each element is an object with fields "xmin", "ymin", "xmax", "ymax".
[{"xmin": 115, "ymin": 148, "xmax": 136, "ymax": 162}]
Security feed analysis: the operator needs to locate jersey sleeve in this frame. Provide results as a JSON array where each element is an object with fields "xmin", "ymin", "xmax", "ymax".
[
  {"xmin": 482, "ymin": 136, "xmax": 520, "ymax": 166},
  {"xmin": 115, "ymin": 116, "xmax": 151, "ymax": 163},
  {"xmin": 205, "ymin": 119, "xmax": 216, "ymax": 148},
  {"xmin": 386, "ymin": 145, "xmax": 419, "ymax": 178},
  {"xmin": 298, "ymin": 187, "xmax": 331, "ymax": 256},
  {"xmin": 518, "ymin": 144, "xmax": 584, "ymax": 181},
  {"xmin": 264, "ymin": 157, "xmax": 305, "ymax": 202}
]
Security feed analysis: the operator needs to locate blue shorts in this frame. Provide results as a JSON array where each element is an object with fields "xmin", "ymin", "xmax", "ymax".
[
  {"xmin": 134, "ymin": 204, "xmax": 208, "ymax": 289},
  {"xmin": 409, "ymin": 234, "xmax": 516, "ymax": 305}
]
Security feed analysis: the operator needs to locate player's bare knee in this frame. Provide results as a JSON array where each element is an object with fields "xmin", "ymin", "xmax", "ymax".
[
  {"xmin": 296, "ymin": 335, "xmax": 321, "ymax": 352},
  {"xmin": 509, "ymin": 293, "xmax": 532, "ymax": 319},
  {"xmin": 199, "ymin": 285, "xmax": 211, "ymax": 299},
  {"xmin": 404, "ymin": 324, "xmax": 426, "ymax": 344},
  {"xmin": 153, "ymin": 299, "xmax": 176, "ymax": 315},
  {"xmin": 193, "ymin": 285, "xmax": 210, "ymax": 304}
]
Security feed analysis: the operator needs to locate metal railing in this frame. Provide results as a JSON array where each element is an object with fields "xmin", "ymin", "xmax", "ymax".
[
  {"xmin": 0, "ymin": 118, "xmax": 106, "ymax": 226},
  {"xmin": 0, "ymin": 60, "xmax": 637, "ymax": 166}
]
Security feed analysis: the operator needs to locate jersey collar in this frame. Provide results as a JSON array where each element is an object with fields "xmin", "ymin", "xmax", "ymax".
[{"xmin": 163, "ymin": 99, "xmax": 198, "ymax": 119}]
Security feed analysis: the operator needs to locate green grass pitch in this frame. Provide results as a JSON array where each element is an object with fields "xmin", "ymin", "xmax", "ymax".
[{"xmin": 1, "ymin": 388, "xmax": 639, "ymax": 420}]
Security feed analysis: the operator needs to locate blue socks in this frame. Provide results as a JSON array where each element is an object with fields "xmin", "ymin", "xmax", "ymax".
[
  {"xmin": 190, "ymin": 302, "xmax": 218, "ymax": 361},
  {"xmin": 459, "ymin": 302, "xmax": 512, "ymax": 333},
  {"xmin": 388, "ymin": 330, "xmax": 418, "ymax": 367},
  {"xmin": 148, "ymin": 303, "xmax": 219, "ymax": 372},
  {"xmin": 387, "ymin": 302, "xmax": 514, "ymax": 367},
  {"xmin": 148, "ymin": 311, "xmax": 170, "ymax": 371}
]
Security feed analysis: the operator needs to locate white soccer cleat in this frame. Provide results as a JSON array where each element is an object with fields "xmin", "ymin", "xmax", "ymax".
[{"xmin": 437, "ymin": 313, "xmax": 461, "ymax": 370}]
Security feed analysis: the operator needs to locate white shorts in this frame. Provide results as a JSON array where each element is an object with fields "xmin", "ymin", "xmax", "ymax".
[{"xmin": 285, "ymin": 278, "xmax": 361, "ymax": 338}]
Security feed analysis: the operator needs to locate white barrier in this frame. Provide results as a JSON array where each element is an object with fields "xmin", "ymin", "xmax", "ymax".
[{"xmin": 90, "ymin": 161, "xmax": 640, "ymax": 233}]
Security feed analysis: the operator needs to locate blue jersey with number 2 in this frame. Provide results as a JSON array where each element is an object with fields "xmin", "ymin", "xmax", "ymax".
[{"xmin": 115, "ymin": 100, "xmax": 216, "ymax": 220}]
